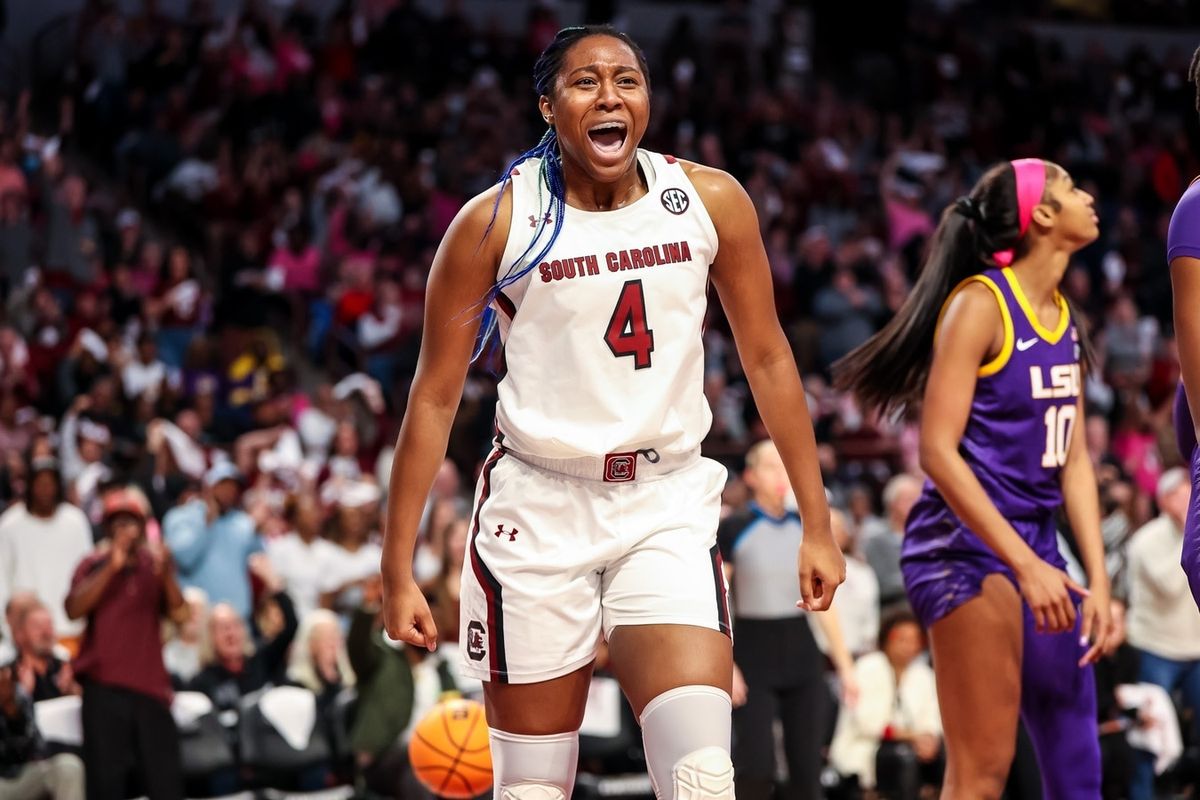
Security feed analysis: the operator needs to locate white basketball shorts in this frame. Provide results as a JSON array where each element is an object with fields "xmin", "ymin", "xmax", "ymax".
[{"xmin": 458, "ymin": 447, "xmax": 732, "ymax": 684}]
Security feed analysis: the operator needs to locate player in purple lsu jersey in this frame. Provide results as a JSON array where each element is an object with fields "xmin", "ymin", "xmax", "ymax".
[
  {"xmin": 1169, "ymin": 47, "xmax": 1200, "ymax": 611},
  {"xmin": 837, "ymin": 159, "xmax": 1114, "ymax": 799}
]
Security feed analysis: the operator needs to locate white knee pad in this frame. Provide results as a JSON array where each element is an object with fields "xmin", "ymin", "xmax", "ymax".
[
  {"xmin": 671, "ymin": 747, "xmax": 735, "ymax": 800},
  {"xmin": 489, "ymin": 727, "xmax": 579, "ymax": 800},
  {"xmin": 639, "ymin": 686, "xmax": 734, "ymax": 800}
]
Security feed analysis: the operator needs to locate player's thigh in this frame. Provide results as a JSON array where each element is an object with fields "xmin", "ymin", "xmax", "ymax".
[
  {"xmin": 483, "ymin": 661, "xmax": 596, "ymax": 735},
  {"xmin": 460, "ymin": 452, "xmax": 608, "ymax": 686},
  {"xmin": 600, "ymin": 459, "xmax": 733, "ymax": 715},
  {"xmin": 607, "ymin": 623, "xmax": 732, "ymax": 717},
  {"xmin": 930, "ymin": 572, "xmax": 1023, "ymax": 774},
  {"xmin": 599, "ymin": 457, "xmax": 731, "ymax": 638}
]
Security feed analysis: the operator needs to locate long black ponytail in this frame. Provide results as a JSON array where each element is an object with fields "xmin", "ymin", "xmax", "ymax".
[
  {"xmin": 471, "ymin": 25, "xmax": 651, "ymax": 361},
  {"xmin": 834, "ymin": 161, "xmax": 1095, "ymax": 417}
]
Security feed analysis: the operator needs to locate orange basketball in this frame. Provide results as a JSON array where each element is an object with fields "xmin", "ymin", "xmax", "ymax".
[{"xmin": 408, "ymin": 698, "xmax": 493, "ymax": 799}]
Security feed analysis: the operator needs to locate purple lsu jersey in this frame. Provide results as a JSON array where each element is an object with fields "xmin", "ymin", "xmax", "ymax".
[
  {"xmin": 905, "ymin": 266, "xmax": 1081, "ymax": 561},
  {"xmin": 1169, "ymin": 178, "xmax": 1200, "ymax": 609}
]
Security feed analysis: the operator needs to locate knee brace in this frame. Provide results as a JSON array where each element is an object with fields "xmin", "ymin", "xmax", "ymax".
[
  {"xmin": 489, "ymin": 728, "xmax": 579, "ymax": 800},
  {"xmin": 639, "ymin": 686, "xmax": 734, "ymax": 800}
]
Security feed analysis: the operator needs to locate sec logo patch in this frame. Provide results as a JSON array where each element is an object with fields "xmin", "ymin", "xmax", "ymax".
[{"xmin": 660, "ymin": 188, "xmax": 689, "ymax": 215}]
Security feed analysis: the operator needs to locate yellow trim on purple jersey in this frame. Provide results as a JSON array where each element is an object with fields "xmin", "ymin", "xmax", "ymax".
[
  {"xmin": 1001, "ymin": 267, "xmax": 1069, "ymax": 344},
  {"xmin": 935, "ymin": 274, "xmax": 1015, "ymax": 377}
]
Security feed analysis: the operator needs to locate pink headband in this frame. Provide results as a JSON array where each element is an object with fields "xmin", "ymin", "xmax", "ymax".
[{"xmin": 993, "ymin": 158, "xmax": 1046, "ymax": 266}]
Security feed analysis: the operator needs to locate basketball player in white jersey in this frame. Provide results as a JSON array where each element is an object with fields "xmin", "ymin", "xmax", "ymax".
[{"xmin": 381, "ymin": 25, "xmax": 845, "ymax": 800}]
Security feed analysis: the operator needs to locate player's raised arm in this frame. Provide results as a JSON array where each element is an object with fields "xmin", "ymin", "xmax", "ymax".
[
  {"xmin": 380, "ymin": 185, "xmax": 509, "ymax": 650},
  {"xmin": 688, "ymin": 162, "xmax": 844, "ymax": 612}
]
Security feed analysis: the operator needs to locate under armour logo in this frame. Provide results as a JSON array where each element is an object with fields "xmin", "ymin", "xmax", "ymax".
[
  {"xmin": 495, "ymin": 524, "xmax": 519, "ymax": 542},
  {"xmin": 529, "ymin": 211, "xmax": 553, "ymax": 229}
]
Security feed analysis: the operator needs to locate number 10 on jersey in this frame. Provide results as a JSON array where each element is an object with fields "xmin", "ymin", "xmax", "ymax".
[
  {"xmin": 1041, "ymin": 403, "xmax": 1077, "ymax": 468},
  {"xmin": 605, "ymin": 280, "xmax": 655, "ymax": 369}
]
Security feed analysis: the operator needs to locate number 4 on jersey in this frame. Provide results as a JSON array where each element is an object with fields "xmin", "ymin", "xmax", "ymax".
[{"xmin": 605, "ymin": 280, "xmax": 655, "ymax": 369}]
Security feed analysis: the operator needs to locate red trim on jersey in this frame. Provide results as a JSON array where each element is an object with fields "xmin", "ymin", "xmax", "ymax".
[
  {"xmin": 469, "ymin": 448, "xmax": 508, "ymax": 682},
  {"xmin": 709, "ymin": 544, "xmax": 732, "ymax": 637},
  {"xmin": 663, "ymin": 154, "xmax": 677, "ymax": 164},
  {"xmin": 495, "ymin": 291, "xmax": 517, "ymax": 320}
]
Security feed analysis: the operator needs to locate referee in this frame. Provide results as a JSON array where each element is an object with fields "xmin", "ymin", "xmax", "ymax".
[{"xmin": 720, "ymin": 439, "xmax": 857, "ymax": 800}]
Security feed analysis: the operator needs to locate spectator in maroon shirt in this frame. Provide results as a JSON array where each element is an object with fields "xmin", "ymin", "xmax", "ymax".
[{"xmin": 65, "ymin": 489, "xmax": 188, "ymax": 800}]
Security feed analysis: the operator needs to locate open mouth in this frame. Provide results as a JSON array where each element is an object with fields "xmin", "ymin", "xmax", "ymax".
[{"xmin": 588, "ymin": 121, "xmax": 628, "ymax": 156}]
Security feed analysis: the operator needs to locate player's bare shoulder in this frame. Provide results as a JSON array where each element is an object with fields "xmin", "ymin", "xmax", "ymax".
[
  {"xmin": 937, "ymin": 279, "xmax": 1004, "ymax": 355},
  {"xmin": 678, "ymin": 159, "xmax": 750, "ymax": 217},
  {"xmin": 448, "ymin": 181, "xmax": 514, "ymax": 261},
  {"xmin": 430, "ymin": 180, "xmax": 514, "ymax": 294},
  {"xmin": 948, "ymin": 280, "xmax": 1004, "ymax": 321},
  {"xmin": 677, "ymin": 158, "xmax": 760, "ymax": 270}
]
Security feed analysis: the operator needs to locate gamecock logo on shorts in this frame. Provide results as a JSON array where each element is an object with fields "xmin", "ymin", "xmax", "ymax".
[
  {"xmin": 467, "ymin": 620, "xmax": 487, "ymax": 661},
  {"xmin": 604, "ymin": 453, "xmax": 637, "ymax": 483},
  {"xmin": 660, "ymin": 188, "xmax": 689, "ymax": 215}
]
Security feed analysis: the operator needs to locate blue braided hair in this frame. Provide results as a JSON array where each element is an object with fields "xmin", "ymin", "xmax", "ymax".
[{"xmin": 470, "ymin": 25, "xmax": 651, "ymax": 362}]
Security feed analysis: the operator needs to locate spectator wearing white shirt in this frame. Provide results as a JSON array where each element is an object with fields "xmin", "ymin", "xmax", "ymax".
[
  {"xmin": 831, "ymin": 508, "xmax": 881, "ymax": 657},
  {"xmin": 162, "ymin": 587, "xmax": 209, "ymax": 686},
  {"xmin": 0, "ymin": 457, "xmax": 94, "ymax": 642},
  {"xmin": 357, "ymin": 280, "xmax": 403, "ymax": 392},
  {"xmin": 830, "ymin": 610, "xmax": 942, "ymax": 792},
  {"xmin": 319, "ymin": 482, "xmax": 384, "ymax": 617},
  {"xmin": 122, "ymin": 333, "xmax": 170, "ymax": 400},
  {"xmin": 1125, "ymin": 467, "xmax": 1200, "ymax": 799},
  {"xmin": 58, "ymin": 395, "xmax": 111, "ymax": 488},
  {"xmin": 267, "ymin": 493, "xmax": 341, "ymax": 620}
]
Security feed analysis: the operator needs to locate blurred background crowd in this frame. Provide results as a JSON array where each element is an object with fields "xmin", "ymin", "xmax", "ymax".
[{"xmin": 1, "ymin": 0, "xmax": 1200, "ymax": 797}]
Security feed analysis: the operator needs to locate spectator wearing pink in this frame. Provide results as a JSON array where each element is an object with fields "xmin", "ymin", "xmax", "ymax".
[
  {"xmin": 0, "ymin": 138, "xmax": 27, "ymax": 200},
  {"xmin": 881, "ymin": 157, "xmax": 936, "ymax": 254},
  {"xmin": 0, "ymin": 330, "xmax": 32, "ymax": 397},
  {"xmin": 131, "ymin": 239, "xmax": 164, "ymax": 297},
  {"xmin": 268, "ymin": 225, "xmax": 321, "ymax": 294},
  {"xmin": 1112, "ymin": 398, "xmax": 1163, "ymax": 500},
  {"xmin": 273, "ymin": 26, "xmax": 313, "ymax": 89}
]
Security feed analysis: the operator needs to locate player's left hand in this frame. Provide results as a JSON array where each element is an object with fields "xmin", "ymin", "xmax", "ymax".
[
  {"xmin": 797, "ymin": 531, "xmax": 845, "ymax": 612},
  {"xmin": 1077, "ymin": 581, "xmax": 1114, "ymax": 667}
]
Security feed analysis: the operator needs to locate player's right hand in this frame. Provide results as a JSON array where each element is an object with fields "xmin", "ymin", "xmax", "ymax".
[
  {"xmin": 383, "ymin": 577, "xmax": 439, "ymax": 652},
  {"xmin": 1015, "ymin": 558, "xmax": 1089, "ymax": 634}
]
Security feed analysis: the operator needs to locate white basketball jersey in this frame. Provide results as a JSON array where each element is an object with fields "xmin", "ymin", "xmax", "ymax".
[{"xmin": 492, "ymin": 149, "xmax": 719, "ymax": 460}]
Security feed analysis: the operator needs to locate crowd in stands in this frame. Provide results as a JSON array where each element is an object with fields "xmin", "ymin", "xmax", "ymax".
[{"xmin": 0, "ymin": 0, "xmax": 1198, "ymax": 797}]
